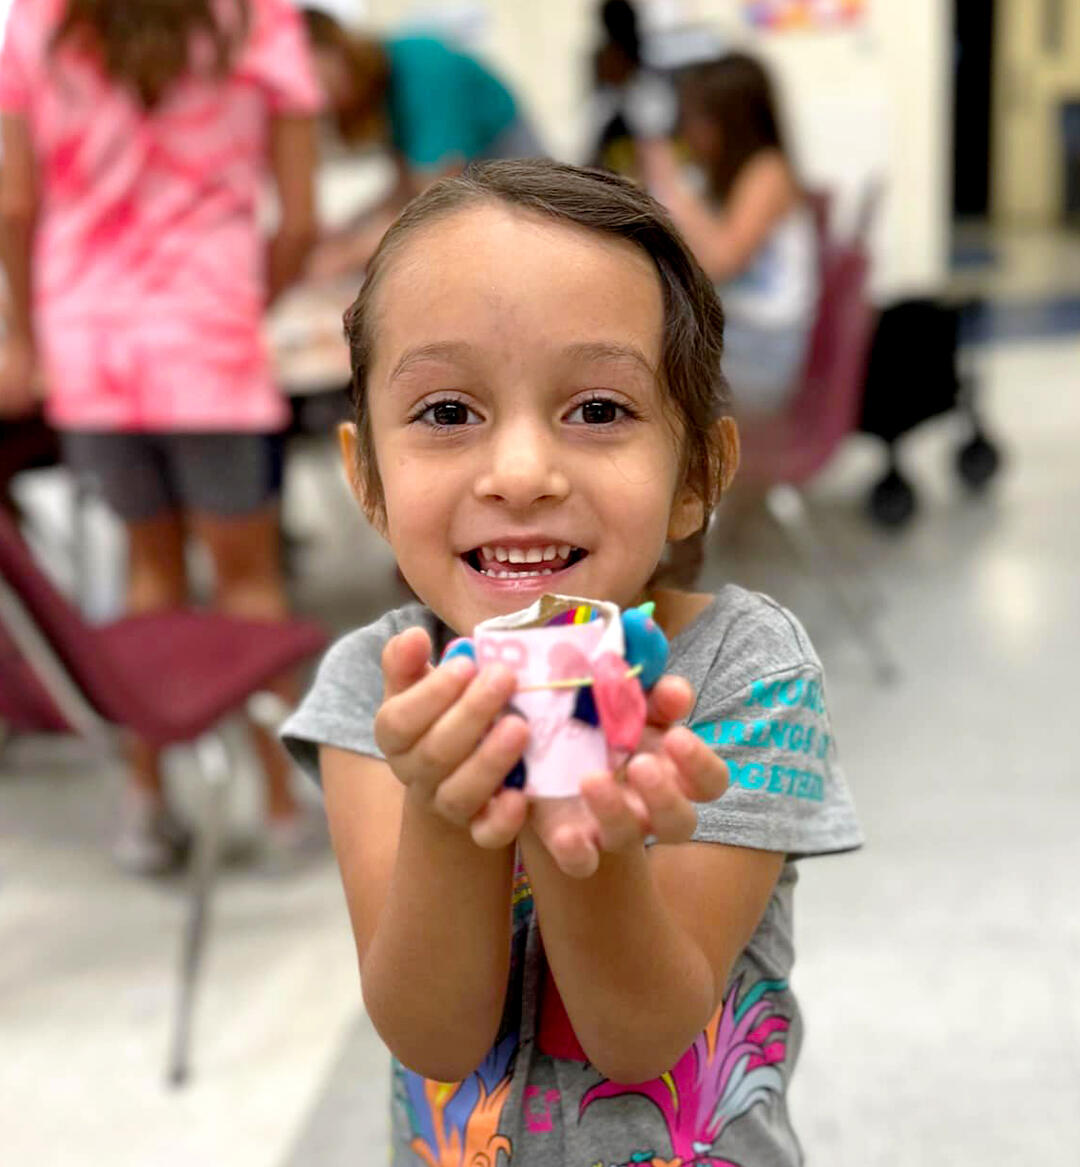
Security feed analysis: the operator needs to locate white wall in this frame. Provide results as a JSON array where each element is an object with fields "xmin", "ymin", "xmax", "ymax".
[{"xmin": 710, "ymin": 0, "xmax": 954, "ymax": 298}]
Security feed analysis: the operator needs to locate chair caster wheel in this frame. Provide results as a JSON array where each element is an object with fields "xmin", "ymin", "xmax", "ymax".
[
  {"xmin": 955, "ymin": 434, "xmax": 1001, "ymax": 491},
  {"xmin": 868, "ymin": 469, "xmax": 917, "ymax": 529}
]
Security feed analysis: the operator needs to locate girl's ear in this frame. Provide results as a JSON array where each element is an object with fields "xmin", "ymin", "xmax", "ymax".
[
  {"xmin": 666, "ymin": 417, "xmax": 741, "ymax": 542},
  {"xmin": 337, "ymin": 421, "xmax": 387, "ymax": 537}
]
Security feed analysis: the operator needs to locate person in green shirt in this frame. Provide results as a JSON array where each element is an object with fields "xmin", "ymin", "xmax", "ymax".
[{"xmin": 302, "ymin": 8, "xmax": 544, "ymax": 273}]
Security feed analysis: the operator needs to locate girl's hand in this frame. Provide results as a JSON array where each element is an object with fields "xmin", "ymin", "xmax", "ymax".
[
  {"xmin": 530, "ymin": 674, "xmax": 729, "ymax": 878},
  {"xmin": 373, "ymin": 627, "xmax": 530, "ymax": 849},
  {"xmin": 0, "ymin": 337, "xmax": 40, "ymax": 419}
]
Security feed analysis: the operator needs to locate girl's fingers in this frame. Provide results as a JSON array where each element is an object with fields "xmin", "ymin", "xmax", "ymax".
[
  {"xmin": 664, "ymin": 726, "xmax": 729, "ymax": 803},
  {"xmin": 531, "ymin": 797, "xmax": 600, "ymax": 879},
  {"xmin": 470, "ymin": 788, "xmax": 528, "ymax": 850},
  {"xmin": 581, "ymin": 771, "xmax": 646, "ymax": 854},
  {"xmin": 381, "ymin": 627, "xmax": 435, "ymax": 699},
  {"xmin": 548, "ymin": 825, "xmax": 599, "ymax": 879},
  {"xmin": 644, "ymin": 674, "xmax": 695, "ymax": 728},
  {"xmin": 413, "ymin": 664, "xmax": 518, "ymax": 784},
  {"xmin": 374, "ymin": 652, "xmax": 478, "ymax": 757},
  {"xmin": 431, "ymin": 714, "xmax": 529, "ymax": 825},
  {"xmin": 626, "ymin": 753, "xmax": 698, "ymax": 843}
]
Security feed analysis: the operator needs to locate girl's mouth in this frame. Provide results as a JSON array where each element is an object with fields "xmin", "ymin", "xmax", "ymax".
[{"xmin": 463, "ymin": 543, "xmax": 588, "ymax": 579}]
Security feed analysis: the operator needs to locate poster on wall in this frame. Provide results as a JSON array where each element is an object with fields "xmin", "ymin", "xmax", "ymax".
[{"xmin": 743, "ymin": 0, "xmax": 866, "ymax": 31}]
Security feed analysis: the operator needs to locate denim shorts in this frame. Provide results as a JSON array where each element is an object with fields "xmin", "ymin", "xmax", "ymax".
[{"xmin": 61, "ymin": 431, "xmax": 281, "ymax": 523}]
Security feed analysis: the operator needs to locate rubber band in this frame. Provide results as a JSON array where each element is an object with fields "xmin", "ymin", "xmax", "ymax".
[{"xmin": 517, "ymin": 663, "xmax": 643, "ymax": 693}]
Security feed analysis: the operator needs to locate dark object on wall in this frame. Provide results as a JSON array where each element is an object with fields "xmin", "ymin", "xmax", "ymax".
[
  {"xmin": 1063, "ymin": 101, "xmax": 1080, "ymax": 225},
  {"xmin": 859, "ymin": 299, "xmax": 1002, "ymax": 528}
]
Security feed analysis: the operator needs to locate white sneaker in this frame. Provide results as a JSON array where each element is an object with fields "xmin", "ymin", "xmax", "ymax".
[{"xmin": 113, "ymin": 789, "xmax": 191, "ymax": 876}]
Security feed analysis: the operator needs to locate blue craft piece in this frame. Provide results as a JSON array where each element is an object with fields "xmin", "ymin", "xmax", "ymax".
[
  {"xmin": 503, "ymin": 758, "xmax": 527, "ymax": 790},
  {"xmin": 621, "ymin": 602, "xmax": 668, "ymax": 689},
  {"xmin": 571, "ymin": 682, "xmax": 600, "ymax": 726},
  {"xmin": 440, "ymin": 637, "xmax": 476, "ymax": 664}
]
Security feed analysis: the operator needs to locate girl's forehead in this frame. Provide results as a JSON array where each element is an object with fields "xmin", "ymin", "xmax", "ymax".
[{"xmin": 371, "ymin": 204, "xmax": 665, "ymax": 361}]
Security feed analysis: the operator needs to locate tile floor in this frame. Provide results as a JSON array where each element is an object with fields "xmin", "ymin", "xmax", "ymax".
[{"xmin": 2, "ymin": 332, "xmax": 1079, "ymax": 1165}]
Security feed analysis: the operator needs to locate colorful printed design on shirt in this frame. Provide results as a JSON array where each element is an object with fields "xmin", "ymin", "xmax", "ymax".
[
  {"xmin": 692, "ymin": 673, "xmax": 830, "ymax": 803},
  {"xmin": 579, "ymin": 975, "xmax": 790, "ymax": 1166},
  {"xmin": 396, "ymin": 1030, "xmax": 518, "ymax": 1167}
]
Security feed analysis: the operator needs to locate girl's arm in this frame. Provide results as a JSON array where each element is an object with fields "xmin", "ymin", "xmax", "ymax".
[
  {"xmin": 640, "ymin": 139, "xmax": 799, "ymax": 283},
  {"xmin": 520, "ymin": 829, "xmax": 784, "ymax": 1084},
  {"xmin": 0, "ymin": 115, "xmax": 38, "ymax": 409},
  {"xmin": 266, "ymin": 114, "xmax": 318, "ymax": 305},
  {"xmin": 319, "ymin": 627, "xmax": 529, "ymax": 1082},
  {"xmin": 323, "ymin": 749, "xmax": 518, "ymax": 1081}
]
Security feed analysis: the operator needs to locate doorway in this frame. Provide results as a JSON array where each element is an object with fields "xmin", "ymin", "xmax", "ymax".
[{"xmin": 952, "ymin": 0, "xmax": 995, "ymax": 221}]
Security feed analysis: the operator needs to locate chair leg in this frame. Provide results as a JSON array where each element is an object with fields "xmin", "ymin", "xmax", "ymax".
[
  {"xmin": 167, "ymin": 729, "xmax": 231, "ymax": 1087},
  {"xmin": 764, "ymin": 484, "xmax": 899, "ymax": 684}
]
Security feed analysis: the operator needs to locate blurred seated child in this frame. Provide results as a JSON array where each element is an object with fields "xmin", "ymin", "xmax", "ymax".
[
  {"xmin": 637, "ymin": 53, "xmax": 818, "ymax": 415},
  {"xmin": 301, "ymin": 7, "xmax": 545, "ymax": 275}
]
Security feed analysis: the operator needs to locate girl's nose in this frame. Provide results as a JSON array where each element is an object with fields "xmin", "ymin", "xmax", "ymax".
[{"xmin": 473, "ymin": 420, "xmax": 570, "ymax": 509}]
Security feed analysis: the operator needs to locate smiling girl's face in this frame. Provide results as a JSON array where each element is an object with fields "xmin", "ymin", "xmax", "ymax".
[{"xmin": 352, "ymin": 203, "xmax": 705, "ymax": 636}]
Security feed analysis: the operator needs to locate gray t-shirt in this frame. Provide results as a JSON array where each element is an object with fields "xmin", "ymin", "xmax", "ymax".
[{"xmin": 283, "ymin": 585, "xmax": 862, "ymax": 1167}]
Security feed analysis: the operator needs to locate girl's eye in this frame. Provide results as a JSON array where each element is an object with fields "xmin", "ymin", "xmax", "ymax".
[
  {"xmin": 566, "ymin": 397, "xmax": 633, "ymax": 425},
  {"xmin": 411, "ymin": 398, "xmax": 481, "ymax": 428}
]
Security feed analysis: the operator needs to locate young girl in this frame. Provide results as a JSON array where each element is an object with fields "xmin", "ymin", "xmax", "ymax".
[
  {"xmin": 637, "ymin": 53, "xmax": 819, "ymax": 415},
  {"xmin": 0, "ymin": 0, "xmax": 322, "ymax": 872},
  {"xmin": 282, "ymin": 160, "xmax": 861, "ymax": 1166}
]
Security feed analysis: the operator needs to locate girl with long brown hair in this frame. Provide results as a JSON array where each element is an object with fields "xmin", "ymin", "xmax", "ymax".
[
  {"xmin": 0, "ymin": 0, "xmax": 323, "ymax": 872},
  {"xmin": 638, "ymin": 52, "xmax": 819, "ymax": 413}
]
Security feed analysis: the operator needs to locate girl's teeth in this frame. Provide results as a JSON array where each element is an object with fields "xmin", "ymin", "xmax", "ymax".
[
  {"xmin": 484, "ymin": 567, "xmax": 556, "ymax": 579},
  {"xmin": 476, "ymin": 545, "xmax": 582, "ymax": 574}
]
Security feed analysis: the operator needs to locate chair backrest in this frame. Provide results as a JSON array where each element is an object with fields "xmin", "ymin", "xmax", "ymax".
[
  {"xmin": 0, "ymin": 509, "xmax": 133, "ymax": 733},
  {"xmin": 791, "ymin": 240, "xmax": 874, "ymax": 438}
]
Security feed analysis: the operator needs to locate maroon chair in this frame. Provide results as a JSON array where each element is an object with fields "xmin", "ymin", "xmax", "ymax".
[
  {"xmin": 733, "ymin": 193, "xmax": 896, "ymax": 680},
  {"xmin": 0, "ymin": 508, "xmax": 327, "ymax": 1084}
]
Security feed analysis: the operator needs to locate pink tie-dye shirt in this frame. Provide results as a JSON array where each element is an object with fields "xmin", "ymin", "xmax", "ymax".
[{"xmin": 0, "ymin": 0, "xmax": 322, "ymax": 431}]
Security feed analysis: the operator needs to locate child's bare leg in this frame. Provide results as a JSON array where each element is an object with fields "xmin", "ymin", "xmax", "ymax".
[
  {"xmin": 126, "ymin": 512, "xmax": 188, "ymax": 798},
  {"xmin": 192, "ymin": 505, "xmax": 299, "ymax": 822},
  {"xmin": 112, "ymin": 513, "xmax": 191, "ymax": 873}
]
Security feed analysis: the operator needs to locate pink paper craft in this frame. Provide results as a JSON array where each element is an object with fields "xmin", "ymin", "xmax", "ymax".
[
  {"xmin": 473, "ymin": 595, "xmax": 630, "ymax": 798},
  {"xmin": 591, "ymin": 651, "xmax": 648, "ymax": 752}
]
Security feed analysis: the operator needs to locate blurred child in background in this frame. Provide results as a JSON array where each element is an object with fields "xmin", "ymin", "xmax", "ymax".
[
  {"xmin": 301, "ymin": 6, "xmax": 544, "ymax": 274},
  {"xmin": 639, "ymin": 52, "xmax": 818, "ymax": 414},
  {"xmin": 586, "ymin": 0, "xmax": 645, "ymax": 175},
  {"xmin": 0, "ymin": 0, "xmax": 322, "ymax": 873}
]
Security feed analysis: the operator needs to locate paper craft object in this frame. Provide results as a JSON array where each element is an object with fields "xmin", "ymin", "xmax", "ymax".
[{"xmin": 441, "ymin": 594, "xmax": 669, "ymax": 798}]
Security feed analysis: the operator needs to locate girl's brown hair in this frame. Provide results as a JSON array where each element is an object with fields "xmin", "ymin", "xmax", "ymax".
[
  {"xmin": 344, "ymin": 159, "xmax": 732, "ymax": 536},
  {"xmin": 678, "ymin": 52, "xmax": 790, "ymax": 202},
  {"xmin": 53, "ymin": 0, "xmax": 250, "ymax": 109},
  {"xmin": 300, "ymin": 7, "xmax": 389, "ymax": 144}
]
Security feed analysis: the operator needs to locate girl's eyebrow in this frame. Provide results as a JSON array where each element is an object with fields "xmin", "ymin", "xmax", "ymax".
[
  {"xmin": 388, "ymin": 340, "xmax": 657, "ymax": 382},
  {"xmin": 563, "ymin": 341, "xmax": 657, "ymax": 376},
  {"xmin": 389, "ymin": 341, "xmax": 473, "ymax": 382}
]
